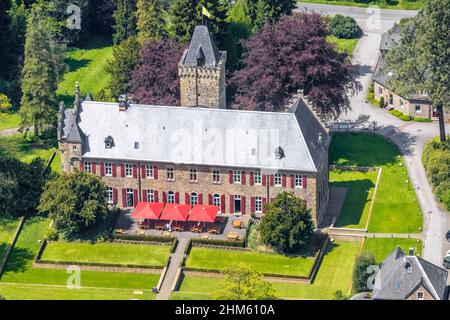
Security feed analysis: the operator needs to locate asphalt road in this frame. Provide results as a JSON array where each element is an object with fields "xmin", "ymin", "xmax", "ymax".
[{"xmin": 296, "ymin": 2, "xmax": 418, "ymax": 33}]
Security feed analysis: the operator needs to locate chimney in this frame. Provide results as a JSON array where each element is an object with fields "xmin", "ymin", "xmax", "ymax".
[
  {"xmin": 118, "ymin": 94, "xmax": 128, "ymax": 111},
  {"xmin": 57, "ymin": 101, "xmax": 65, "ymax": 141},
  {"xmin": 74, "ymin": 81, "xmax": 81, "ymax": 116},
  {"xmin": 409, "ymin": 247, "xmax": 414, "ymax": 256}
]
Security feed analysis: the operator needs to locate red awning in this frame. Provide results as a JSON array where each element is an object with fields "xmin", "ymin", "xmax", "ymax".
[
  {"xmin": 131, "ymin": 202, "xmax": 164, "ymax": 220},
  {"xmin": 188, "ymin": 205, "xmax": 219, "ymax": 223},
  {"xmin": 160, "ymin": 204, "xmax": 191, "ymax": 221}
]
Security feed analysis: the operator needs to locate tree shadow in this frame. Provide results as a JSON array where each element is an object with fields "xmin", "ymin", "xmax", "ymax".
[
  {"xmin": 2, "ymin": 246, "xmax": 35, "ymax": 275},
  {"xmin": 65, "ymin": 57, "xmax": 91, "ymax": 73}
]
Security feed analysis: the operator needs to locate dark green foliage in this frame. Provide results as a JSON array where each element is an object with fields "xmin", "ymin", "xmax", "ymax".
[
  {"xmin": 0, "ymin": 156, "xmax": 47, "ymax": 220},
  {"xmin": 0, "ymin": 0, "xmax": 12, "ymax": 80},
  {"xmin": 38, "ymin": 171, "xmax": 109, "ymax": 240},
  {"xmin": 352, "ymin": 253, "xmax": 376, "ymax": 292},
  {"xmin": 379, "ymin": 96, "xmax": 384, "ymax": 108},
  {"xmin": 329, "ymin": 14, "xmax": 362, "ymax": 39},
  {"xmin": 112, "ymin": 0, "xmax": 137, "ymax": 45},
  {"xmin": 170, "ymin": 0, "xmax": 197, "ymax": 44},
  {"xmin": 136, "ymin": 0, "xmax": 167, "ymax": 44},
  {"xmin": 248, "ymin": 0, "xmax": 296, "ymax": 31},
  {"xmin": 333, "ymin": 290, "xmax": 348, "ymax": 300},
  {"xmin": 259, "ymin": 192, "xmax": 314, "ymax": 254}
]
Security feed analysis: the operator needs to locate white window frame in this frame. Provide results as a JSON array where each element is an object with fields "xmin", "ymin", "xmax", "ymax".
[
  {"xmin": 189, "ymin": 169, "xmax": 197, "ymax": 182},
  {"xmin": 417, "ymin": 292, "xmax": 424, "ymax": 300},
  {"xmin": 147, "ymin": 189, "xmax": 154, "ymax": 202},
  {"xmin": 213, "ymin": 194, "xmax": 221, "ymax": 210},
  {"xmin": 126, "ymin": 188, "xmax": 134, "ymax": 207},
  {"xmin": 190, "ymin": 192, "xmax": 198, "ymax": 205},
  {"xmin": 125, "ymin": 163, "xmax": 133, "ymax": 177},
  {"xmin": 254, "ymin": 171, "xmax": 262, "ymax": 185},
  {"xmin": 212, "ymin": 170, "xmax": 220, "ymax": 183},
  {"xmin": 104, "ymin": 162, "xmax": 112, "ymax": 176},
  {"xmin": 233, "ymin": 170, "xmax": 241, "ymax": 184},
  {"xmin": 146, "ymin": 165, "xmax": 154, "ymax": 179},
  {"xmin": 295, "ymin": 174, "xmax": 303, "ymax": 188},
  {"xmin": 167, "ymin": 191, "xmax": 175, "ymax": 204},
  {"xmin": 415, "ymin": 104, "xmax": 421, "ymax": 113},
  {"xmin": 166, "ymin": 168, "xmax": 174, "ymax": 181},
  {"xmin": 274, "ymin": 173, "xmax": 282, "ymax": 186},
  {"xmin": 106, "ymin": 187, "xmax": 113, "ymax": 204},
  {"xmin": 254, "ymin": 196, "xmax": 262, "ymax": 213},
  {"xmin": 84, "ymin": 161, "xmax": 92, "ymax": 173}
]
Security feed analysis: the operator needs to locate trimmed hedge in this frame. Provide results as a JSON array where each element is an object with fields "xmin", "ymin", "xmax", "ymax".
[
  {"xmin": 170, "ymin": 238, "xmax": 178, "ymax": 253},
  {"xmin": 35, "ymin": 259, "xmax": 164, "ymax": 270},
  {"xmin": 390, "ymin": 109, "xmax": 412, "ymax": 121},
  {"xmin": 413, "ymin": 116, "xmax": 433, "ymax": 123},
  {"xmin": 182, "ymin": 266, "xmax": 310, "ymax": 280},
  {"xmin": 191, "ymin": 238, "xmax": 246, "ymax": 248},
  {"xmin": 329, "ymin": 14, "xmax": 362, "ymax": 39},
  {"xmin": 112, "ymin": 233, "xmax": 173, "ymax": 243}
]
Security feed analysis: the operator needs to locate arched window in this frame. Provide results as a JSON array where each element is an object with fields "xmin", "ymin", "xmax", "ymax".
[
  {"xmin": 167, "ymin": 191, "xmax": 175, "ymax": 204},
  {"xmin": 190, "ymin": 192, "xmax": 198, "ymax": 205}
]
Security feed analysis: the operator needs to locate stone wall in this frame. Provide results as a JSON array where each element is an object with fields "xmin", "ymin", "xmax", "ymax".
[
  {"xmin": 406, "ymin": 285, "xmax": 435, "ymax": 300},
  {"xmin": 59, "ymin": 140, "xmax": 82, "ymax": 173}
]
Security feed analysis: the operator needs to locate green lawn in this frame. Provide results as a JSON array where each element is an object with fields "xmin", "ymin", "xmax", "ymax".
[
  {"xmin": 363, "ymin": 238, "xmax": 423, "ymax": 264},
  {"xmin": 41, "ymin": 241, "xmax": 171, "ymax": 267},
  {"xmin": 0, "ymin": 219, "xmax": 19, "ymax": 261},
  {"xmin": 57, "ymin": 36, "xmax": 113, "ymax": 106},
  {"xmin": 186, "ymin": 247, "xmax": 315, "ymax": 276},
  {"xmin": 0, "ymin": 216, "xmax": 159, "ymax": 300},
  {"xmin": 327, "ymin": 36, "xmax": 359, "ymax": 56},
  {"xmin": 173, "ymin": 240, "xmax": 360, "ymax": 300},
  {"xmin": 0, "ymin": 113, "xmax": 21, "ymax": 131},
  {"xmin": 330, "ymin": 170, "xmax": 378, "ymax": 229},
  {"xmin": 298, "ymin": 0, "xmax": 423, "ymax": 10},
  {"xmin": 330, "ymin": 134, "xmax": 423, "ymax": 233}
]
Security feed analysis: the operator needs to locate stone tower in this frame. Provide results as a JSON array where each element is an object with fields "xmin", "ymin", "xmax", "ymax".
[{"xmin": 178, "ymin": 25, "xmax": 226, "ymax": 109}]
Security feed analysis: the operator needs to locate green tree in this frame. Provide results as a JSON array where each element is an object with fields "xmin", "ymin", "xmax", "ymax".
[
  {"xmin": 136, "ymin": 0, "xmax": 166, "ymax": 44},
  {"xmin": 0, "ymin": 0, "xmax": 12, "ymax": 80},
  {"xmin": 386, "ymin": 0, "xmax": 450, "ymax": 142},
  {"xmin": 248, "ymin": 0, "xmax": 296, "ymax": 31},
  {"xmin": 105, "ymin": 36, "xmax": 141, "ymax": 99},
  {"xmin": 112, "ymin": 0, "xmax": 137, "ymax": 45},
  {"xmin": 170, "ymin": 0, "xmax": 197, "ymax": 44},
  {"xmin": 259, "ymin": 192, "xmax": 314, "ymax": 254},
  {"xmin": 38, "ymin": 171, "xmax": 108, "ymax": 239},
  {"xmin": 212, "ymin": 263, "xmax": 279, "ymax": 300},
  {"xmin": 352, "ymin": 253, "xmax": 376, "ymax": 292},
  {"xmin": 333, "ymin": 290, "xmax": 349, "ymax": 300},
  {"xmin": 20, "ymin": 0, "xmax": 65, "ymax": 137},
  {"xmin": 329, "ymin": 14, "xmax": 362, "ymax": 39},
  {"xmin": 0, "ymin": 93, "xmax": 12, "ymax": 112}
]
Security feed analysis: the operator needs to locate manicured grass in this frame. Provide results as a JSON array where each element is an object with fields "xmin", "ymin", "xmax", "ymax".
[
  {"xmin": 327, "ymin": 36, "xmax": 359, "ymax": 56},
  {"xmin": 298, "ymin": 0, "xmax": 423, "ymax": 10},
  {"xmin": 41, "ymin": 241, "xmax": 171, "ymax": 266},
  {"xmin": 0, "ymin": 216, "xmax": 159, "ymax": 300},
  {"xmin": 330, "ymin": 133, "xmax": 423, "ymax": 233},
  {"xmin": 0, "ymin": 113, "xmax": 20, "ymax": 131},
  {"xmin": 363, "ymin": 238, "xmax": 423, "ymax": 264},
  {"xmin": 330, "ymin": 170, "xmax": 378, "ymax": 229},
  {"xmin": 0, "ymin": 219, "xmax": 19, "ymax": 261},
  {"xmin": 186, "ymin": 247, "xmax": 315, "ymax": 276},
  {"xmin": 57, "ymin": 36, "xmax": 113, "ymax": 106},
  {"xmin": 173, "ymin": 240, "xmax": 360, "ymax": 300}
]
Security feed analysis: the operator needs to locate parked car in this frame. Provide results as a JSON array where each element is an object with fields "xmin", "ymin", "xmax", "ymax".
[
  {"xmin": 444, "ymin": 255, "xmax": 450, "ymax": 269},
  {"xmin": 446, "ymin": 230, "xmax": 450, "ymax": 242}
]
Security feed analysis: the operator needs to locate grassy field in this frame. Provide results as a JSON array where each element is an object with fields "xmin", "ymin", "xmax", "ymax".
[
  {"xmin": 57, "ymin": 36, "xmax": 113, "ymax": 106},
  {"xmin": 330, "ymin": 170, "xmax": 378, "ymax": 229},
  {"xmin": 186, "ymin": 247, "xmax": 316, "ymax": 276},
  {"xmin": 327, "ymin": 36, "xmax": 359, "ymax": 56},
  {"xmin": 41, "ymin": 241, "xmax": 171, "ymax": 266},
  {"xmin": 298, "ymin": 0, "xmax": 423, "ymax": 10},
  {"xmin": 363, "ymin": 238, "xmax": 423, "ymax": 263},
  {"xmin": 0, "ymin": 216, "xmax": 158, "ymax": 300},
  {"xmin": 0, "ymin": 219, "xmax": 19, "ymax": 261},
  {"xmin": 330, "ymin": 133, "xmax": 422, "ymax": 233},
  {"xmin": 173, "ymin": 240, "xmax": 360, "ymax": 300},
  {"xmin": 0, "ymin": 113, "xmax": 21, "ymax": 131}
]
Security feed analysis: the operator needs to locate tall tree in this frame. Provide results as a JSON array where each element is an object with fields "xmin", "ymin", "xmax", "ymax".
[
  {"xmin": 105, "ymin": 36, "xmax": 141, "ymax": 99},
  {"xmin": 112, "ymin": 0, "xmax": 137, "ymax": 45},
  {"xmin": 20, "ymin": 0, "xmax": 65, "ymax": 137},
  {"xmin": 87, "ymin": 0, "xmax": 115, "ymax": 36},
  {"xmin": 136, "ymin": 0, "xmax": 166, "ymax": 44},
  {"xmin": 212, "ymin": 263, "xmax": 279, "ymax": 300},
  {"xmin": 0, "ymin": 0, "xmax": 12, "ymax": 80},
  {"xmin": 352, "ymin": 253, "xmax": 377, "ymax": 292},
  {"xmin": 248, "ymin": 0, "xmax": 296, "ymax": 31},
  {"xmin": 129, "ymin": 39, "xmax": 183, "ymax": 105},
  {"xmin": 231, "ymin": 12, "xmax": 360, "ymax": 119},
  {"xmin": 170, "ymin": 0, "xmax": 197, "ymax": 44},
  {"xmin": 386, "ymin": 0, "xmax": 450, "ymax": 142}
]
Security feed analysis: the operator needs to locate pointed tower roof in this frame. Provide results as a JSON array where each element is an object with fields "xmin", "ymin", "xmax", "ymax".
[{"xmin": 183, "ymin": 25, "xmax": 220, "ymax": 67}]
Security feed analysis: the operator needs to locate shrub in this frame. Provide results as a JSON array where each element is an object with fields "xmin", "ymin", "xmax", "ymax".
[
  {"xmin": 413, "ymin": 116, "xmax": 432, "ymax": 123},
  {"xmin": 379, "ymin": 96, "xmax": 385, "ymax": 108},
  {"xmin": 329, "ymin": 14, "xmax": 362, "ymax": 39},
  {"xmin": 113, "ymin": 233, "xmax": 173, "ymax": 243},
  {"xmin": 352, "ymin": 253, "xmax": 376, "ymax": 292},
  {"xmin": 333, "ymin": 290, "xmax": 348, "ymax": 300},
  {"xmin": 389, "ymin": 109, "xmax": 412, "ymax": 121},
  {"xmin": 435, "ymin": 181, "xmax": 450, "ymax": 210},
  {"xmin": 425, "ymin": 150, "xmax": 450, "ymax": 187},
  {"xmin": 45, "ymin": 228, "xmax": 59, "ymax": 241}
]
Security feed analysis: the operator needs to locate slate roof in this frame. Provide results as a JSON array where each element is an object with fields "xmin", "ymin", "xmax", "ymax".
[
  {"xmin": 73, "ymin": 100, "xmax": 329, "ymax": 173},
  {"xmin": 183, "ymin": 25, "xmax": 220, "ymax": 67},
  {"xmin": 61, "ymin": 109, "xmax": 83, "ymax": 143},
  {"xmin": 373, "ymin": 247, "xmax": 448, "ymax": 300},
  {"xmin": 379, "ymin": 23, "xmax": 401, "ymax": 51}
]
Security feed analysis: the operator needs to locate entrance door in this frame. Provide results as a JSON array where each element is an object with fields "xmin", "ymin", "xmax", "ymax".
[{"xmin": 234, "ymin": 195, "xmax": 241, "ymax": 213}]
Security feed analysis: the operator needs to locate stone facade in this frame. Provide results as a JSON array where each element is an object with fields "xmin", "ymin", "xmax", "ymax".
[
  {"xmin": 406, "ymin": 285, "xmax": 435, "ymax": 300},
  {"xmin": 178, "ymin": 50, "xmax": 226, "ymax": 109}
]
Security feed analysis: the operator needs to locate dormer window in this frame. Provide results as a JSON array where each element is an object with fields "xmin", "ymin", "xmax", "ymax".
[
  {"xmin": 104, "ymin": 136, "xmax": 114, "ymax": 149},
  {"xmin": 134, "ymin": 141, "xmax": 139, "ymax": 149},
  {"xmin": 275, "ymin": 146, "xmax": 285, "ymax": 159}
]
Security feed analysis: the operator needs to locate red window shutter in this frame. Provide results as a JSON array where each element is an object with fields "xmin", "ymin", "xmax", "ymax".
[
  {"xmin": 241, "ymin": 171, "xmax": 246, "ymax": 185},
  {"xmin": 185, "ymin": 193, "xmax": 190, "ymax": 204},
  {"xmin": 221, "ymin": 195, "xmax": 225, "ymax": 213},
  {"xmin": 122, "ymin": 189, "xmax": 126, "ymax": 207},
  {"xmin": 262, "ymin": 198, "xmax": 267, "ymax": 213},
  {"xmin": 112, "ymin": 164, "xmax": 116, "ymax": 177},
  {"xmin": 290, "ymin": 175, "xmax": 295, "ymax": 188},
  {"xmin": 302, "ymin": 176, "xmax": 308, "ymax": 189},
  {"xmin": 229, "ymin": 195, "xmax": 234, "ymax": 214},
  {"xmin": 241, "ymin": 196, "xmax": 246, "ymax": 215},
  {"xmin": 249, "ymin": 172, "xmax": 254, "ymax": 186},
  {"xmin": 302, "ymin": 199, "xmax": 307, "ymax": 208},
  {"xmin": 92, "ymin": 163, "xmax": 97, "ymax": 175},
  {"xmin": 198, "ymin": 193, "xmax": 203, "ymax": 204},
  {"xmin": 120, "ymin": 164, "xmax": 125, "ymax": 177},
  {"xmin": 154, "ymin": 166, "xmax": 158, "ymax": 179},
  {"xmin": 100, "ymin": 163, "xmax": 105, "ymax": 177},
  {"xmin": 229, "ymin": 170, "xmax": 233, "ymax": 184},
  {"xmin": 162, "ymin": 192, "xmax": 167, "ymax": 203},
  {"xmin": 80, "ymin": 161, "xmax": 84, "ymax": 172},
  {"xmin": 208, "ymin": 194, "xmax": 212, "ymax": 205},
  {"xmin": 141, "ymin": 165, "xmax": 146, "ymax": 179},
  {"xmin": 251, "ymin": 197, "xmax": 255, "ymax": 212},
  {"xmin": 270, "ymin": 175, "xmax": 275, "ymax": 187},
  {"xmin": 133, "ymin": 189, "xmax": 138, "ymax": 207},
  {"xmin": 142, "ymin": 190, "xmax": 147, "ymax": 201},
  {"xmin": 262, "ymin": 175, "xmax": 267, "ymax": 186},
  {"xmin": 113, "ymin": 189, "xmax": 118, "ymax": 205},
  {"xmin": 282, "ymin": 174, "xmax": 287, "ymax": 187},
  {"xmin": 133, "ymin": 165, "xmax": 137, "ymax": 178},
  {"xmin": 154, "ymin": 191, "xmax": 159, "ymax": 202},
  {"xmin": 175, "ymin": 192, "xmax": 180, "ymax": 203}
]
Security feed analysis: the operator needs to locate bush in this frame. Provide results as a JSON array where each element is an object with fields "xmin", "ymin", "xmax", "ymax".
[
  {"xmin": 413, "ymin": 116, "xmax": 432, "ymax": 123},
  {"xmin": 352, "ymin": 253, "xmax": 376, "ymax": 292},
  {"xmin": 329, "ymin": 14, "xmax": 362, "ymax": 39},
  {"xmin": 45, "ymin": 228, "xmax": 59, "ymax": 241},
  {"xmin": 379, "ymin": 96, "xmax": 385, "ymax": 108},
  {"xmin": 435, "ymin": 181, "xmax": 450, "ymax": 210},
  {"xmin": 113, "ymin": 233, "xmax": 173, "ymax": 243},
  {"xmin": 191, "ymin": 238, "xmax": 246, "ymax": 248},
  {"xmin": 389, "ymin": 109, "xmax": 412, "ymax": 121}
]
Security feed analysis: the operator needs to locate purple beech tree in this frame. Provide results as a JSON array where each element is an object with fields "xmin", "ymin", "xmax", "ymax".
[
  {"xmin": 129, "ymin": 39, "xmax": 184, "ymax": 105},
  {"xmin": 230, "ymin": 12, "xmax": 361, "ymax": 120}
]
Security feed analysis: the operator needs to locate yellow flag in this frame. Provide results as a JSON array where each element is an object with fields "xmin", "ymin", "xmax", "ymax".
[{"xmin": 202, "ymin": 5, "xmax": 212, "ymax": 19}]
